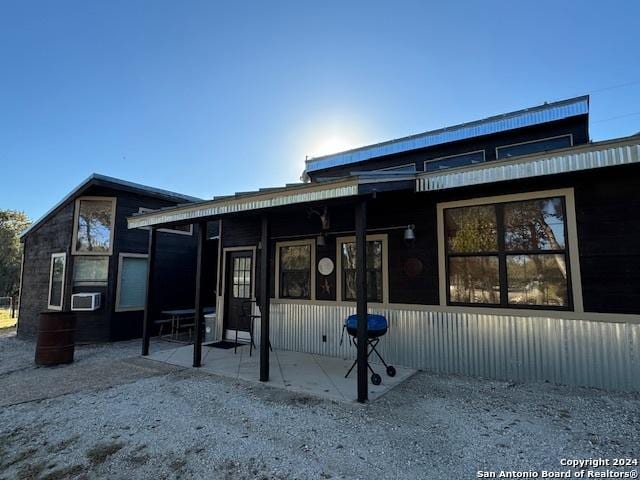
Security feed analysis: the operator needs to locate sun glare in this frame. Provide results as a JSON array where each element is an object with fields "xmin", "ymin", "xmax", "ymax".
[{"xmin": 309, "ymin": 136, "xmax": 357, "ymax": 158}]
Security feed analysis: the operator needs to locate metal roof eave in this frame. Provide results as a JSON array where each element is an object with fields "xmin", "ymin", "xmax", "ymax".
[
  {"xmin": 127, "ymin": 175, "xmax": 418, "ymax": 229},
  {"xmin": 415, "ymin": 135, "xmax": 640, "ymax": 192},
  {"xmin": 20, "ymin": 173, "xmax": 202, "ymax": 239},
  {"xmin": 127, "ymin": 178, "xmax": 362, "ymax": 229},
  {"xmin": 304, "ymin": 96, "xmax": 589, "ymax": 174}
]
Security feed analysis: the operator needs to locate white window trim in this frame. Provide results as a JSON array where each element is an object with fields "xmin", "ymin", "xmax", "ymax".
[
  {"xmin": 115, "ymin": 253, "xmax": 149, "ymax": 312},
  {"xmin": 436, "ymin": 188, "xmax": 584, "ymax": 313},
  {"xmin": 274, "ymin": 238, "xmax": 316, "ymax": 301},
  {"xmin": 375, "ymin": 163, "xmax": 417, "ymax": 173},
  {"xmin": 72, "ymin": 196, "xmax": 117, "ymax": 255},
  {"xmin": 495, "ymin": 134, "xmax": 573, "ymax": 159},
  {"xmin": 336, "ymin": 233, "xmax": 389, "ymax": 305},
  {"xmin": 47, "ymin": 252, "xmax": 67, "ymax": 311},
  {"xmin": 138, "ymin": 208, "xmax": 193, "ymax": 235},
  {"xmin": 424, "ymin": 149, "xmax": 486, "ymax": 171}
]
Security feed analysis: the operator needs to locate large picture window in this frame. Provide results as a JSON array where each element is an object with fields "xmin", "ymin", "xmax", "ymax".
[
  {"xmin": 73, "ymin": 198, "xmax": 116, "ymax": 254},
  {"xmin": 338, "ymin": 235, "xmax": 387, "ymax": 303},
  {"xmin": 48, "ymin": 253, "xmax": 66, "ymax": 310},
  {"xmin": 444, "ymin": 196, "xmax": 570, "ymax": 308},
  {"xmin": 278, "ymin": 244, "xmax": 312, "ymax": 299},
  {"xmin": 116, "ymin": 254, "xmax": 148, "ymax": 311}
]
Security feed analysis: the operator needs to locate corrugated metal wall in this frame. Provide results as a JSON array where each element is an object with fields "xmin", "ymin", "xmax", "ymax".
[{"xmin": 255, "ymin": 303, "xmax": 640, "ymax": 392}]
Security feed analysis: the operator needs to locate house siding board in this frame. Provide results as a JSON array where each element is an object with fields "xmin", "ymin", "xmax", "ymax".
[
  {"xmin": 19, "ymin": 183, "xmax": 201, "ymax": 342},
  {"xmin": 308, "ymin": 117, "xmax": 588, "ymax": 179},
  {"xmin": 18, "ymin": 202, "xmax": 74, "ymax": 338},
  {"xmin": 111, "ymin": 190, "xmax": 201, "ymax": 341}
]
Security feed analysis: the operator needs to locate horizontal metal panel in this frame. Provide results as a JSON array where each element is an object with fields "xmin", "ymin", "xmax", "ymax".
[
  {"xmin": 305, "ymin": 96, "xmax": 588, "ymax": 173},
  {"xmin": 128, "ymin": 182, "xmax": 358, "ymax": 229},
  {"xmin": 257, "ymin": 303, "xmax": 640, "ymax": 392},
  {"xmin": 416, "ymin": 141, "xmax": 640, "ymax": 192}
]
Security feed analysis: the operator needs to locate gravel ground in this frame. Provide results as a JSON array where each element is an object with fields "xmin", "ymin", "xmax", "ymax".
[{"xmin": 0, "ymin": 330, "xmax": 638, "ymax": 479}]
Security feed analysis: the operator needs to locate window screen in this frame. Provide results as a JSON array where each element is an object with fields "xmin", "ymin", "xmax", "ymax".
[{"xmin": 118, "ymin": 256, "xmax": 148, "ymax": 309}]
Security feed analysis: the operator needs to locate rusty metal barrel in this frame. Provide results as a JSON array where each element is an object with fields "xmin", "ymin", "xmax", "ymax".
[{"xmin": 35, "ymin": 312, "xmax": 76, "ymax": 366}]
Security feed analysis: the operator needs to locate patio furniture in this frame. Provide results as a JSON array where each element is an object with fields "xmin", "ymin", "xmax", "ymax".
[
  {"xmin": 159, "ymin": 307, "xmax": 216, "ymax": 342},
  {"xmin": 341, "ymin": 314, "xmax": 396, "ymax": 385}
]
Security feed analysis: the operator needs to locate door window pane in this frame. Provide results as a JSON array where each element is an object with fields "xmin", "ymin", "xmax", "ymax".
[
  {"xmin": 279, "ymin": 245, "xmax": 311, "ymax": 299},
  {"xmin": 232, "ymin": 256, "xmax": 251, "ymax": 299},
  {"xmin": 504, "ymin": 198, "xmax": 565, "ymax": 251},
  {"xmin": 507, "ymin": 254, "xmax": 568, "ymax": 306},
  {"xmin": 75, "ymin": 199, "xmax": 115, "ymax": 253},
  {"xmin": 445, "ymin": 205, "xmax": 498, "ymax": 253},
  {"xmin": 448, "ymin": 256, "xmax": 499, "ymax": 304}
]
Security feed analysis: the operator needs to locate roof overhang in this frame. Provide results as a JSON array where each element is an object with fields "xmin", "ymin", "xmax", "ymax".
[
  {"xmin": 415, "ymin": 135, "xmax": 640, "ymax": 192},
  {"xmin": 127, "ymin": 175, "xmax": 416, "ymax": 229},
  {"xmin": 20, "ymin": 173, "xmax": 202, "ymax": 239},
  {"xmin": 305, "ymin": 96, "xmax": 589, "ymax": 175}
]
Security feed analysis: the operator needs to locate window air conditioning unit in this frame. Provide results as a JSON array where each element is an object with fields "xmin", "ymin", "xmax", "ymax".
[{"xmin": 71, "ymin": 292, "xmax": 102, "ymax": 311}]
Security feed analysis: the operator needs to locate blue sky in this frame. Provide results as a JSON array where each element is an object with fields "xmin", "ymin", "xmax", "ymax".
[{"xmin": 2, "ymin": 1, "xmax": 640, "ymax": 220}]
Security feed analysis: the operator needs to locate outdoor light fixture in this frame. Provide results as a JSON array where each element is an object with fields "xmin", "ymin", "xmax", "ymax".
[
  {"xmin": 316, "ymin": 233, "xmax": 326, "ymax": 247},
  {"xmin": 404, "ymin": 224, "xmax": 416, "ymax": 242}
]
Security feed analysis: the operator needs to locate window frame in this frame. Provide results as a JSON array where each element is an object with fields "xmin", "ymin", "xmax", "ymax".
[
  {"xmin": 72, "ymin": 196, "xmax": 117, "ymax": 255},
  {"xmin": 437, "ymin": 188, "xmax": 584, "ymax": 313},
  {"xmin": 495, "ymin": 134, "xmax": 573, "ymax": 160},
  {"xmin": 336, "ymin": 234, "xmax": 389, "ymax": 305},
  {"xmin": 424, "ymin": 149, "xmax": 486, "ymax": 172},
  {"xmin": 115, "ymin": 253, "xmax": 149, "ymax": 312},
  {"xmin": 73, "ymin": 256, "xmax": 110, "ymax": 286},
  {"xmin": 375, "ymin": 163, "xmax": 417, "ymax": 173},
  {"xmin": 138, "ymin": 207, "xmax": 193, "ymax": 235},
  {"xmin": 47, "ymin": 252, "xmax": 67, "ymax": 311},
  {"xmin": 274, "ymin": 238, "xmax": 316, "ymax": 300}
]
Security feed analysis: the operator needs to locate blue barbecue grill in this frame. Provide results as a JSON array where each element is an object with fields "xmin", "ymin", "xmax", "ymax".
[{"xmin": 341, "ymin": 314, "xmax": 396, "ymax": 385}]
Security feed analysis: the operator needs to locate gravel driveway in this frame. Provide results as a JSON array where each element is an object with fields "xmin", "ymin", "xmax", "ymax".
[{"xmin": 0, "ymin": 330, "xmax": 638, "ymax": 479}]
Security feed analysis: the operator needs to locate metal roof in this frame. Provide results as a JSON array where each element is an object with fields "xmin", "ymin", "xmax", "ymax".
[
  {"xmin": 127, "ymin": 178, "xmax": 360, "ymax": 229},
  {"xmin": 304, "ymin": 96, "xmax": 589, "ymax": 174},
  {"xmin": 21, "ymin": 173, "xmax": 202, "ymax": 239},
  {"xmin": 128, "ymin": 134, "xmax": 640, "ymax": 230},
  {"xmin": 415, "ymin": 135, "xmax": 640, "ymax": 192}
]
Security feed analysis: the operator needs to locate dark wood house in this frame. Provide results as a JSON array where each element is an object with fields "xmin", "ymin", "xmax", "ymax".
[
  {"xmin": 129, "ymin": 96, "xmax": 640, "ymax": 399},
  {"xmin": 18, "ymin": 174, "xmax": 216, "ymax": 342}
]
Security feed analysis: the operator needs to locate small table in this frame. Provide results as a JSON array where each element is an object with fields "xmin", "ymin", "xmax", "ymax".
[{"xmin": 159, "ymin": 307, "xmax": 215, "ymax": 341}]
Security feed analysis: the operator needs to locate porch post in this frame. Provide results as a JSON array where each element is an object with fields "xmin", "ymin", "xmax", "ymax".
[
  {"xmin": 142, "ymin": 226, "xmax": 157, "ymax": 356},
  {"xmin": 193, "ymin": 221, "xmax": 206, "ymax": 367},
  {"xmin": 259, "ymin": 214, "xmax": 271, "ymax": 382},
  {"xmin": 355, "ymin": 199, "xmax": 368, "ymax": 403}
]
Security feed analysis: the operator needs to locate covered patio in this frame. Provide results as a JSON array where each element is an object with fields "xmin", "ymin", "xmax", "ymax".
[
  {"xmin": 148, "ymin": 342, "xmax": 415, "ymax": 402},
  {"xmin": 129, "ymin": 174, "xmax": 415, "ymax": 403}
]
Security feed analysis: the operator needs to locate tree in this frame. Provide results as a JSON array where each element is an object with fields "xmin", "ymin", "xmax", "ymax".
[{"xmin": 0, "ymin": 210, "xmax": 31, "ymax": 298}]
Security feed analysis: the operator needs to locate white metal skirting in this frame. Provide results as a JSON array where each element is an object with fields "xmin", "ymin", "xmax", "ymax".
[{"xmin": 254, "ymin": 303, "xmax": 640, "ymax": 392}]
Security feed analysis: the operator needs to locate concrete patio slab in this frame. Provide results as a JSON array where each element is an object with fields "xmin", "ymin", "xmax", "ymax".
[{"xmin": 147, "ymin": 342, "xmax": 416, "ymax": 402}]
